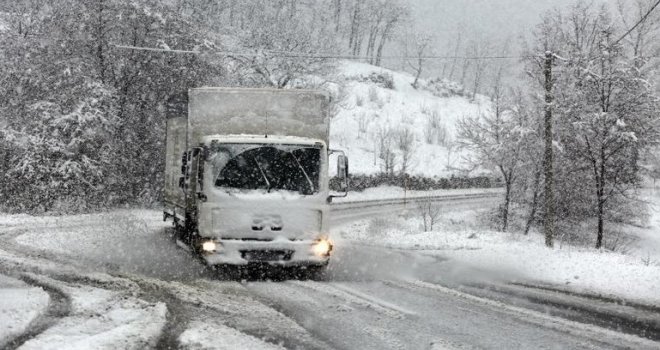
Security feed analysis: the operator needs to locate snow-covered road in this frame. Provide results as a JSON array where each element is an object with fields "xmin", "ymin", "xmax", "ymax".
[{"xmin": 1, "ymin": 200, "xmax": 659, "ymax": 349}]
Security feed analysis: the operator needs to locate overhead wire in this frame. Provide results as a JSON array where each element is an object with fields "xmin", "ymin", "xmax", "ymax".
[
  {"xmin": 111, "ymin": 43, "xmax": 536, "ymax": 61},
  {"xmin": 611, "ymin": 0, "xmax": 660, "ymax": 46}
]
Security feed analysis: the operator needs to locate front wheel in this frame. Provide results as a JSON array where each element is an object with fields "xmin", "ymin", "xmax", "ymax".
[{"xmin": 301, "ymin": 263, "xmax": 329, "ymax": 281}]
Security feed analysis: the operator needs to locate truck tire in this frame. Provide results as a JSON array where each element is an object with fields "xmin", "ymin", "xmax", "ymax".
[{"xmin": 302, "ymin": 263, "xmax": 328, "ymax": 281}]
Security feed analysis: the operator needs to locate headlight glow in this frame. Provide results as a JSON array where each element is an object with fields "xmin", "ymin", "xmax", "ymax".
[
  {"xmin": 312, "ymin": 239, "xmax": 333, "ymax": 257},
  {"xmin": 201, "ymin": 240, "xmax": 217, "ymax": 252}
]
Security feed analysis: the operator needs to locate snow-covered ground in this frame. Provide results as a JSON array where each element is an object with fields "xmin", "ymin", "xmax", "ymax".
[
  {"xmin": 17, "ymin": 274, "xmax": 166, "ymax": 350},
  {"xmin": 0, "ymin": 274, "xmax": 50, "ymax": 348},
  {"xmin": 2, "ymin": 199, "xmax": 659, "ymax": 348},
  {"xmin": 178, "ymin": 321, "xmax": 285, "ymax": 350},
  {"xmin": 335, "ymin": 198, "xmax": 660, "ymax": 306},
  {"xmin": 330, "ymin": 61, "xmax": 489, "ymax": 177},
  {"xmin": 0, "ymin": 210, "xmax": 319, "ymax": 349},
  {"xmin": 629, "ymin": 189, "xmax": 660, "ymax": 260},
  {"xmin": 4, "ymin": 210, "xmax": 207, "ymax": 280}
]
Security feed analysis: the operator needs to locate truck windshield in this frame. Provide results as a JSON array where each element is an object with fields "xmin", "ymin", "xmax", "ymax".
[{"xmin": 208, "ymin": 143, "xmax": 321, "ymax": 195}]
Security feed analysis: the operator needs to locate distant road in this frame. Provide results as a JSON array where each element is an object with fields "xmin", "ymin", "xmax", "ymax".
[{"xmin": 330, "ymin": 189, "xmax": 502, "ymax": 223}]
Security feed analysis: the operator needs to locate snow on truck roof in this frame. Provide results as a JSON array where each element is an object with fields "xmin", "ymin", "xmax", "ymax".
[
  {"xmin": 200, "ymin": 134, "xmax": 326, "ymax": 146},
  {"xmin": 188, "ymin": 88, "xmax": 330, "ymax": 145}
]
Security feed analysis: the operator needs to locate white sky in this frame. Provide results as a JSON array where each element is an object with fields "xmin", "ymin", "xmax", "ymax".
[{"xmin": 410, "ymin": 0, "xmax": 610, "ymax": 45}]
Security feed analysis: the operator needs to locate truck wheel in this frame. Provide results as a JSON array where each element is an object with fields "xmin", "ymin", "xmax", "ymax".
[
  {"xmin": 213, "ymin": 264, "xmax": 243, "ymax": 280},
  {"xmin": 302, "ymin": 263, "xmax": 328, "ymax": 281}
]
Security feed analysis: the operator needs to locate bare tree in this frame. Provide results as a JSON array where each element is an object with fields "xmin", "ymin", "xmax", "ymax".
[
  {"xmin": 396, "ymin": 127, "xmax": 416, "ymax": 175},
  {"xmin": 417, "ymin": 197, "xmax": 442, "ymax": 232},
  {"xmin": 376, "ymin": 126, "xmax": 396, "ymax": 175},
  {"xmin": 468, "ymin": 38, "xmax": 492, "ymax": 100},
  {"xmin": 375, "ymin": 1, "xmax": 408, "ymax": 66},
  {"xmin": 357, "ymin": 111, "xmax": 370, "ymax": 139},
  {"xmin": 645, "ymin": 147, "xmax": 660, "ymax": 187},
  {"xmin": 407, "ymin": 32, "xmax": 433, "ymax": 89},
  {"xmin": 447, "ymin": 29, "xmax": 463, "ymax": 81},
  {"xmin": 226, "ymin": 11, "xmax": 336, "ymax": 88},
  {"xmin": 616, "ymin": 0, "xmax": 660, "ymax": 70}
]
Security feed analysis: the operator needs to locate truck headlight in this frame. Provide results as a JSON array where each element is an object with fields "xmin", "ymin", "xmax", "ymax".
[
  {"xmin": 201, "ymin": 240, "xmax": 217, "ymax": 252},
  {"xmin": 312, "ymin": 239, "xmax": 333, "ymax": 257}
]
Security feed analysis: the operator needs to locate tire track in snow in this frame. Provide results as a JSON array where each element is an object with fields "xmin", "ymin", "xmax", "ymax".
[
  {"xmin": 130, "ymin": 277, "xmax": 332, "ymax": 350},
  {"xmin": 287, "ymin": 280, "xmax": 413, "ymax": 319},
  {"xmin": 386, "ymin": 279, "xmax": 660, "ymax": 350},
  {"xmin": 472, "ymin": 282, "xmax": 660, "ymax": 341},
  {"xmin": 248, "ymin": 280, "xmax": 415, "ymax": 350},
  {"xmin": 327, "ymin": 282, "xmax": 417, "ymax": 316},
  {"xmin": 0, "ymin": 219, "xmax": 328, "ymax": 350},
  {"xmin": 1, "ymin": 274, "xmax": 71, "ymax": 350}
]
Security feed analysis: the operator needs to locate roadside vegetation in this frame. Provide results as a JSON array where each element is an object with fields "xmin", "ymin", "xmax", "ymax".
[{"xmin": 456, "ymin": 2, "xmax": 660, "ymax": 249}]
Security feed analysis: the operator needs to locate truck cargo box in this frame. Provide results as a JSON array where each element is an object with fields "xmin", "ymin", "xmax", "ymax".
[{"xmin": 187, "ymin": 88, "xmax": 330, "ymax": 146}]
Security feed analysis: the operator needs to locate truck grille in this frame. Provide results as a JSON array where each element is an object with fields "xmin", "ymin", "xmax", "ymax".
[{"xmin": 240, "ymin": 250, "xmax": 293, "ymax": 261}]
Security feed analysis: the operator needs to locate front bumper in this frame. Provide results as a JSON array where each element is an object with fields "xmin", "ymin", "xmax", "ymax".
[{"xmin": 202, "ymin": 239, "xmax": 331, "ymax": 266}]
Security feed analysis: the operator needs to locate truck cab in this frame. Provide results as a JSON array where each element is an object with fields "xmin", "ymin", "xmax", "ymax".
[{"xmin": 163, "ymin": 88, "xmax": 348, "ymax": 271}]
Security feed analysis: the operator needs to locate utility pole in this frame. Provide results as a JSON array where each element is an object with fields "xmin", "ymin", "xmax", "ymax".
[{"xmin": 543, "ymin": 51, "xmax": 555, "ymax": 248}]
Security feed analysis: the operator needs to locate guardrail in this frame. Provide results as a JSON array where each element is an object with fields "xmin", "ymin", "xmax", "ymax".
[{"xmin": 330, "ymin": 190, "xmax": 503, "ymax": 211}]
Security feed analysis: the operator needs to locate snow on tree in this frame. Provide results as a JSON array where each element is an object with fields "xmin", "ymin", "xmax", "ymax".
[
  {"xmin": 520, "ymin": 2, "xmax": 660, "ymax": 248},
  {"xmin": 457, "ymin": 94, "xmax": 536, "ymax": 232}
]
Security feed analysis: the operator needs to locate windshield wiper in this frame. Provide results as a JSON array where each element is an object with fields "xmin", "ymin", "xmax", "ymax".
[
  {"xmin": 289, "ymin": 151, "xmax": 315, "ymax": 194},
  {"xmin": 251, "ymin": 156, "xmax": 272, "ymax": 192}
]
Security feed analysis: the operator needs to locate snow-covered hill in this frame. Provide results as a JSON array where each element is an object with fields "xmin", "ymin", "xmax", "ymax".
[{"xmin": 330, "ymin": 61, "xmax": 492, "ymax": 177}]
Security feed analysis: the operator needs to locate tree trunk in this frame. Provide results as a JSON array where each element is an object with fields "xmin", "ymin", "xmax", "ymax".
[
  {"xmin": 375, "ymin": 30, "xmax": 387, "ymax": 66},
  {"xmin": 543, "ymin": 51, "xmax": 555, "ymax": 248},
  {"xmin": 412, "ymin": 56, "xmax": 422, "ymax": 88},
  {"xmin": 366, "ymin": 27, "xmax": 377, "ymax": 63},
  {"xmin": 229, "ymin": 0, "xmax": 235, "ymax": 26},
  {"xmin": 595, "ymin": 146, "xmax": 607, "ymax": 249},
  {"xmin": 524, "ymin": 166, "xmax": 542, "ymax": 235},
  {"xmin": 472, "ymin": 71, "xmax": 480, "ymax": 100},
  {"xmin": 502, "ymin": 179, "xmax": 511, "ymax": 232},
  {"xmin": 95, "ymin": 0, "xmax": 107, "ymax": 83},
  {"xmin": 334, "ymin": 0, "xmax": 342, "ymax": 32},
  {"xmin": 448, "ymin": 33, "xmax": 461, "ymax": 80},
  {"xmin": 596, "ymin": 198, "xmax": 604, "ymax": 249},
  {"xmin": 349, "ymin": 4, "xmax": 360, "ymax": 52}
]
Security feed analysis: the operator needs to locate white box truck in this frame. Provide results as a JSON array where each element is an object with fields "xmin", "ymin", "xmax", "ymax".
[{"xmin": 163, "ymin": 88, "xmax": 348, "ymax": 273}]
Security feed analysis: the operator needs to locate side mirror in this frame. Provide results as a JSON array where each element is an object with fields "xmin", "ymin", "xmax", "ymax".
[
  {"xmin": 337, "ymin": 154, "xmax": 347, "ymax": 178},
  {"xmin": 337, "ymin": 155, "xmax": 349, "ymax": 191},
  {"xmin": 181, "ymin": 152, "xmax": 188, "ymax": 175},
  {"xmin": 329, "ymin": 150, "xmax": 349, "ymax": 199}
]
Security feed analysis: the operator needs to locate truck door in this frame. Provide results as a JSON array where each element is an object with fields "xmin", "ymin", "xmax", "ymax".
[{"xmin": 180, "ymin": 147, "xmax": 204, "ymax": 237}]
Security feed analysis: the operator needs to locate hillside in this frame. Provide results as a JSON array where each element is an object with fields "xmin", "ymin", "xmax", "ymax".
[{"xmin": 330, "ymin": 61, "xmax": 492, "ymax": 177}]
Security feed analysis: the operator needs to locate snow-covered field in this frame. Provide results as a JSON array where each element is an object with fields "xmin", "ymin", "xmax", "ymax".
[
  {"xmin": 330, "ymin": 61, "xmax": 488, "ymax": 177},
  {"xmin": 335, "ymin": 194, "xmax": 660, "ymax": 306}
]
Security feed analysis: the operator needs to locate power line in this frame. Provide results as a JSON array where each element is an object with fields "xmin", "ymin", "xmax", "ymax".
[
  {"xmin": 112, "ymin": 43, "xmax": 660, "ymax": 62},
  {"xmin": 111, "ymin": 43, "xmax": 535, "ymax": 61},
  {"xmin": 112, "ymin": 44, "xmax": 199, "ymax": 54},
  {"xmin": 612, "ymin": 0, "xmax": 660, "ymax": 46}
]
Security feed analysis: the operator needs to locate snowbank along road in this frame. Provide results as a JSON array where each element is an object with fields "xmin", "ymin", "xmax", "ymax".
[{"xmin": 1, "ymin": 192, "xmax": 659, "ymax": 349}]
